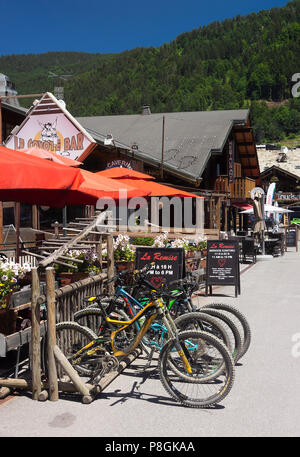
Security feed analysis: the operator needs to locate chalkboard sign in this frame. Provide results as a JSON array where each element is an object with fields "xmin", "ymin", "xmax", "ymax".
[
  {"xmin": 135, "ymin": 247, "xmax": 185, "ymax": 289},
  {"xmin": 205, "ymin": 240, "xmax": 240, "ymax": 297},
  {"xmin": 286, "ymin": 227, "xmax": 298, "ymax": 250}
]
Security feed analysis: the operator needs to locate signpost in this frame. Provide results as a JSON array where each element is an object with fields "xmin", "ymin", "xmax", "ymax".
[
  {"xmin": 205, "ymin": 240, "xmax": 240, "ymax": 297},
  {"xmin": 285, "ymin": 226, "xmax": 298, "ymax": 252},
  {"xmin": 135, "ymin": 247, "xmax": 185, "ymax": 289}
]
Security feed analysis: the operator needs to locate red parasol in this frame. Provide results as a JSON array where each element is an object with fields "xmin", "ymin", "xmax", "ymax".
[
  {"xmin": 96, "ymin": 169, "xmax": 201, "ymax": 198},
  {"xmin": 67, "ymin": 169, "xmax": 150, "ymax": 205},
  {"xmin": 98, "ymin": 167, "xmax": 154, "ymax": 180},
  {"xmin": 21, "ymin": 147, "xmax": 82, "ymax": 167},
  {"xmin": 0, "ymin": 146, "xmax": 149, "ymax": 207}
]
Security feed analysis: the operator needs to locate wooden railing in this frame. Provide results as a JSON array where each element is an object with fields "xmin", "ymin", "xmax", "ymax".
[
  {"xmin": 0, "ymin": 273, "xmax": 108, "ymax": 358},
  {"xmin": 37, "ymin": 273, "xmax": 107, "ymax": 323},
  {"xmin": 214, "ymin": 176, "xmax": 256, "ymax": 199}
]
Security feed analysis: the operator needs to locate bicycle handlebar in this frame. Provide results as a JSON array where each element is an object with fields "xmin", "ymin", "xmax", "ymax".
[{"xmin": 106, "ymin": 262, "xmax": 155, "ymax": 285}]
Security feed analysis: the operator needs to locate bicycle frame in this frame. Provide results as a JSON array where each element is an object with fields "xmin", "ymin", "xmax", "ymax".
[
  {"xmin": 114, "ymin": 285, "xmax": 170, "ymax": 350},
  {"xmin": 73, "ymin": 297, "xmax": 193, "ymax": 374}
]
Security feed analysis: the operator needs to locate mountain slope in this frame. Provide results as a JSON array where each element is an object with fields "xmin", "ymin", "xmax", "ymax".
[{"xmin": 0, "ymin": 0, "xmax": 300, "ymax": 143}]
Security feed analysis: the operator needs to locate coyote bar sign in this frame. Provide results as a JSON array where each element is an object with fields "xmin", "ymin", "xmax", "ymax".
[
  {"xmin": 5, "ymin": 92, "xmax": 94, "ymax": 161},
  {"xmin": 205, "ymin": 240, "xmax": 240, "ymax": 297},
  {"xmin": 135, "ymin": 247, "xmax": 185, "ymax": 289}
]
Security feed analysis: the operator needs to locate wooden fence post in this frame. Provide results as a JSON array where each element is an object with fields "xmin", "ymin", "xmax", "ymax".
[
  {"xmin": 46, "ymin": 267, "xmax": 58, "ymax": 401},
  {"xmin": 31, "ymin": 267, "xmax": 41, "ymax": 400},
  {"xmin": 53, "ymin": 345, "xmax": 93, "ymax": 404},
  {"xmin": 107, "ymin": 234, "xmax": 114, "ymax": 295},
  {"xmin": 97, "ymin": 234, "xmax": 103, "ymax": 269}
]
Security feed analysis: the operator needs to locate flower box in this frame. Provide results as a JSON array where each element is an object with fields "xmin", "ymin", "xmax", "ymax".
[
  {"xmin": 186, "ymin": 250, "xmax": 195, "ymax": 258},
  {"xmin": 0, "ymin": 308, "xmax": 17, "ymax": 336},
  {"xmin": 115, "ymin": 260, "xmax": 134, "ymax": 272},
  {"xmin": 57, "ymin": 272, "xmax": 90, "ymax": 287}
]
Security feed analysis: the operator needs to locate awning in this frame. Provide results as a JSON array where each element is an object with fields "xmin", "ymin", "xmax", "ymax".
[{"xmin": 231, "ymin": 203, "xmax": 253, "ymax": 210}]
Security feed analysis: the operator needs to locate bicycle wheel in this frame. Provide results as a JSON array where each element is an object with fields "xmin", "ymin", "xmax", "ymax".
[
  {"xmin": 74, "ymin": 307, "xmax": 137, "ymax": 352},
  {"xmin": 158, "ymin": 330, "xmax": 235, "ymax": 408},
  {"xmin": 55, "ymin": 321, "xmax": 101, "ymax": 378},
  {"xmin": 74, "ymin": 307, "xmax": 104, "ymax": 334},
  {"xmin": 197, "ymin": 308, "xmax": 242, "ymax": 363},
  {"xmin": 199, "ymin": 303, "xmax": 251, "ymax": 359},
  {"xmin": 174, "ymin": 311, "xmax": 232, "ymax": 354}
]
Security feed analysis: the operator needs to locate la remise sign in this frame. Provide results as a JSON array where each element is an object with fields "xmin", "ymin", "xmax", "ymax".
[{"xmin": 5, "ymin": 92, "xmax": 95, "ymax": 161}]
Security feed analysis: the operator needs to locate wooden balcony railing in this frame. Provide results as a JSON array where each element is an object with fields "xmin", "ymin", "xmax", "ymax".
[{"xmin": 214, "ymin": 176, "xmax": 256, "ymax": 199}]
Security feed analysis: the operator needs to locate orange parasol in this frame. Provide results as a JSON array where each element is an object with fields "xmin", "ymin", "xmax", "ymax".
[
  {"xmin": 0, "ymin": 147, "xmax": 149, "ymax": 207},
  {"xmin": 96, "ymin": 169, "xmax": 201, "ymax": 198},
  {"xmin": 98, "ymin": 167, "xmax": 154, "ymax": 180},
  {"xmin": 21, "ymin": 147, "xmax": 82, "ymax": 167}
]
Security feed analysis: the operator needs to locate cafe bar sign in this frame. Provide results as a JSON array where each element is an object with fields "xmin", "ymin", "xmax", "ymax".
[
  {"xmin": 5, "ymin": 92, "xmax": 95, "ymax": 161},
  {"xmin": 205, "ymin": 240, "xmax": 241, "ymax": 297}
]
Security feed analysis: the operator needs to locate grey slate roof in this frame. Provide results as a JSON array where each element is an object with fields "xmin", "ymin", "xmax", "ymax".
[
  {"xmin": 2, "ymin": 101, "xmax": 28, "ymax": 115},
  {"xmin": 77, "ymin": 109, "xmax": 250, "ymax": 182}
]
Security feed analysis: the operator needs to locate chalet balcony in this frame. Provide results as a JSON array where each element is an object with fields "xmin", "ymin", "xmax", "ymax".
[{"xmin": 214, "ymin": 176, "xmax": 256, "ymax": 199}]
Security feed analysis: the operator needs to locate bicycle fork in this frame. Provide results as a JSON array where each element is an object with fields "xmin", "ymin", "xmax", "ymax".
[{"xmin": 156, "ymin": 300, "xmax": 193, "ymax": 375}]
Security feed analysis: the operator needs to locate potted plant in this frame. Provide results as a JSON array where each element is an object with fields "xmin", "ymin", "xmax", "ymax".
[
  {"xmin": 169, "ymin": 237, "xmax": 193, "ymax": 255},
  {"xmin": 112, "ymin": 235, "xmax": 135, "ymax": 272},
  {"xmin": 194, "ymin": 235, "xmax": 208, "ymax": 268},
  {"xmin": 195, "ymin": 235, "xmax": 207, "ymax": 257},
  {"xmin": 0, "ymin": 260, "xmax": 31, "ymax": 309},
  {"xmin": 152, "ymin": 232, "xmax": 169, "ymax": 248},
  {"xmin": 55, "ymin": 248, "xmax": 100, "ymax": 286},
  {"xmin": 0, "ymin": 260, "xmax": 31, "ymax": 335}
]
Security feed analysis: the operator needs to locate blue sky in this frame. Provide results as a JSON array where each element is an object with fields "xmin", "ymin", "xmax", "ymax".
[{"xmin": 0, "ymin": 0, "xmax": 290, "ymax": 56}]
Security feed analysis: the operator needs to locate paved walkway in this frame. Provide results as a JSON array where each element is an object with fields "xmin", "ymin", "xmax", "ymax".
[{"xmin": 0, "ymin": 249, "xmax": 300, "ymax": 437}]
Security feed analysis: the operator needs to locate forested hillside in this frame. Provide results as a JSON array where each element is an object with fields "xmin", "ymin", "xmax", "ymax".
[{"xmin": 1, "ymin": 0, "xmax": 300, "ymax": 143}]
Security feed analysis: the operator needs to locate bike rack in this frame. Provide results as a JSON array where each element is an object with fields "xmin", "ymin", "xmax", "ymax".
[{"xmin": 0, "ymin": 210, "xmax": 140, "ymax": 403}]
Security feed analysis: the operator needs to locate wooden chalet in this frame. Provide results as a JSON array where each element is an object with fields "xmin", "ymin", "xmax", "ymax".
[
  {"xmin": 1, "ymin": 94, "xmax": 260, "ymax": 236},
  {"xmin": 77, "ymin": 107, "xmax": 260, "ymax": 232}
]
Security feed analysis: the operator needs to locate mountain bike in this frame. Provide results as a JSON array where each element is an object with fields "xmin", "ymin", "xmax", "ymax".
[
  {"xmin": 73, "ymin": 268, "xmax": 233, "ymax": 363},
  {"xmin": 128, "ymin": 274, "xmax": 243, "ymax": 362},
  {"xmin": 133, "ymin": 274, "xmax": 251, "ymax": 360},
  {"xmin": 54, "ymin": 269, "xmax": 235, "ymax": 408}
]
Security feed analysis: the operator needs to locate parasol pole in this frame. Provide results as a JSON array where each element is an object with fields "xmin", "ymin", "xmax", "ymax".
[
  {"xmin": 251, "ymin": 187, "xmax": 265, "ymax": 256},
  {"xmin": 261, "ymin": 193, "xmax": 265, "ymax": 256}
]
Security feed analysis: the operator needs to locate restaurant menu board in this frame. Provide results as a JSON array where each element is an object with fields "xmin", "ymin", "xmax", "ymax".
[
  {"xmin": 205, "ymin": 240, "xmax": 240, "ymax": 297},
  {"xmin": 286, "ymin": 227, "xmax": 298, "ymax": 250},
  {"xmin": 135, "ymin": 247, "xmax": 185, "ymax": 289}
]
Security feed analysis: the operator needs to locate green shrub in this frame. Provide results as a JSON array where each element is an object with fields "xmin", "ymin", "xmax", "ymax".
[{"xmin": 131, "ymin": 237, "xmax": 154, "ymax": 246}]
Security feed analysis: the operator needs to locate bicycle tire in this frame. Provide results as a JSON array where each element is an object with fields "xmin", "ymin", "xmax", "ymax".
[
  {"xmin": 174, "ymin": 311, "xmax": 232, "ymax": 354},
  {"xmin": 199, "ymin": 303, "xmax": 251, "ymax": 359},
  {"xmin": 74, "ymin": 307, "xmax": 104, "ymax": 334},
  {"xmin": 54, "ymin": 321, "xmax": 100, "ymax": 378},
  {"xmin": 158, "ymin": 330, "xmax": 235, "ymax": 408},
  {"xmin": 197, "ymin": 308, "xmax": 242, "ymax": 363}
]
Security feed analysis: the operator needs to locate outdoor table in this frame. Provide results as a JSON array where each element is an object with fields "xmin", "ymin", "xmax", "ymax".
[{"xmin": 264, "ymin": 238, "xmax": 279, "ymax": 256}]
